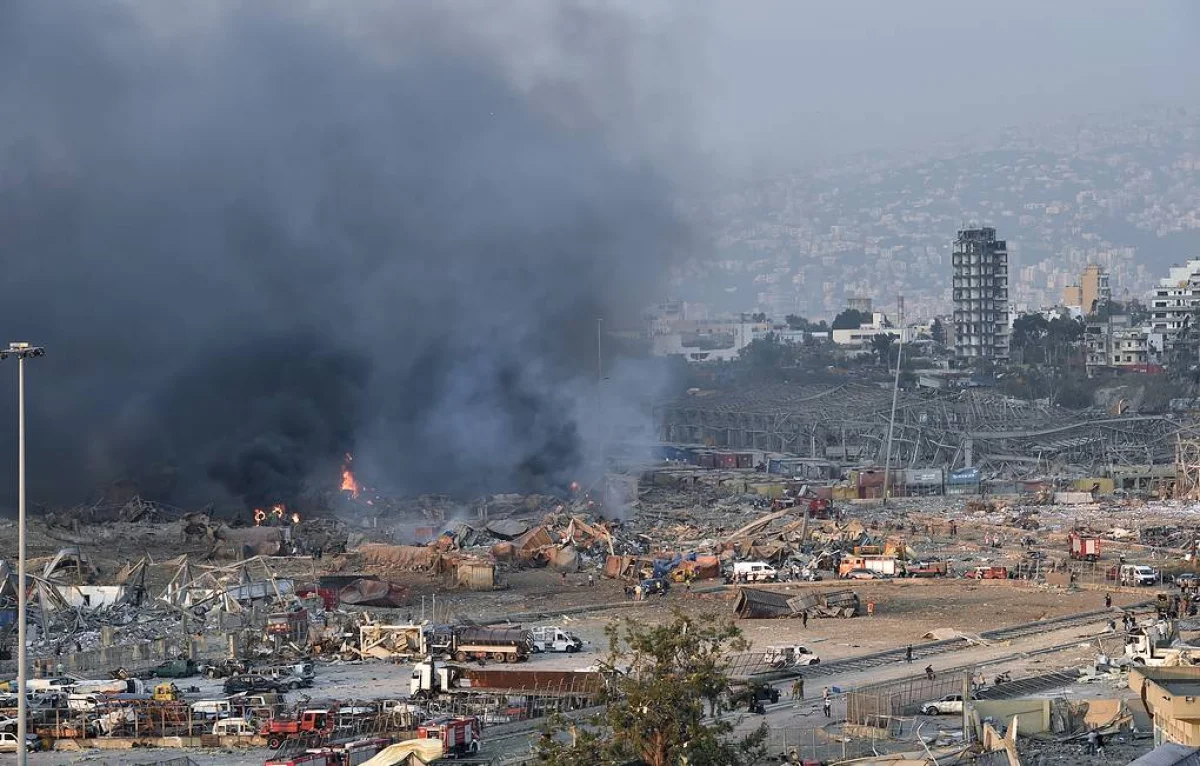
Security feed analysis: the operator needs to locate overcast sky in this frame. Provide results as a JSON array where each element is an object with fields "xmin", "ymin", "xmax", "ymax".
[{"xmin": 691, "ymin": 0, "xmax": 1200, "ymax": 170}]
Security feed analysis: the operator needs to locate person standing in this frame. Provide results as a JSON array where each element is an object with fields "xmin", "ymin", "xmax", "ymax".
[
  {"xmin": 1105, "ymin": 593, "xmax": 1112, "ymax": 609},
  {"xmin": 822, "ymin": 692, "xmax": 832, "ymax": 718},
  {"xmin": 905, "ymin": 645, "xmax": 913, "ymax": 664},
  {"xmin": 802, "ymin": 610, "xmax": 809, "ymax": 629}
]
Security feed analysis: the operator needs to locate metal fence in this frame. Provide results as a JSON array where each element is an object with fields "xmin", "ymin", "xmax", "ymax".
[
  {"xmin": 1, "ymin": 632, "xmax": 235, "ymax": 677},
  {"xmin": 767, "ymin": 724, "xmax": 892, "ymax": 763},
  {"xmin": 846, "ymin": 671, "xmax": 970, "ymax": 727}
]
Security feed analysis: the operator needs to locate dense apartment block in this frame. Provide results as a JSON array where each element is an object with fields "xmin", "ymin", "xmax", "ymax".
[{"xmin": 951, "ymin": 227, "xmax": 1010, "ymax": 360}]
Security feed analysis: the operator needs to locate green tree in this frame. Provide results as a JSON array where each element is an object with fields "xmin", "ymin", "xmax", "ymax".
[
  {"xmin": 831, "ymin": 308, "xmax": 869, "ymax": 330},
  {"xmin": 930, "ymin": 318, "xmax": 946, "ymax": 345},
  {"xmin": 870, "ymin": 333, "xmax": 897, "ymax": 366},
  {"xmin": 784, "ymin": 314, "xmax": 809, "ymax": 331},
  {"xmin": 534, "ymin": 611, "xmax": 768, "ymax": 766}
]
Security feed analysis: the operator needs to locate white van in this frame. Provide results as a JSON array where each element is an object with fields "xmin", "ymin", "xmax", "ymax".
[
  {"xmin": 212, "ymin": 717, "xmax": 256, "ymax": 737},
  {"xmin": 191, "ymin": 699, "xmax": 233, "ymax": 719},
  {"xmin": 733, "ymin": 562, "xmax": 778, "ymax": 582},
  {"xmin": 1121, "ymin": 564, "xmax": 1158, "ymax": 586}
]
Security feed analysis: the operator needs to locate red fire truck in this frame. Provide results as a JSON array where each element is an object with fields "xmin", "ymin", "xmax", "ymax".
[
  {"xmin": 1069, "ymin": 532, "xmax": 1101, "ymax": 561},
  {"xmin": 418, "ymin": 716, "xmax": 482, "ymax": 756}
]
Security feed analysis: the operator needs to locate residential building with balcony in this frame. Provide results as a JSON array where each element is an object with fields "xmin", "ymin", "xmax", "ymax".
[{"xmin": 952, "ymin": 227, "xmax": 1010, "ymax": 360}]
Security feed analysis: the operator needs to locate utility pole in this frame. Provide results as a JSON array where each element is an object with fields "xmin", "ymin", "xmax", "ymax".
[
  {"xmin": 1, "ymin": 342, "xmax": 45, "ymax": 766},
  {"xmin": 596, "ymin": 318, "xmax": 604, "ymax": 381},
  {"xmin": 883, "ymin": 299, "xmax": 904, "ymax": 505}
]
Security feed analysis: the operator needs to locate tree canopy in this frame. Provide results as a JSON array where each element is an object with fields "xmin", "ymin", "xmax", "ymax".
[
  {"xmin": 533, "ymin": 610, "xmax": 768, "ymax": 766},
  {"xmin": 831, "ymin": 308, "xmax": 869, "ymax": 330}
]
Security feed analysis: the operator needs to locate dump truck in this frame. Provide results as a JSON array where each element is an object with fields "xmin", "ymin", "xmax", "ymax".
[
  {"xmin": 1069, "ymin": 533, "xmax": 1101, "ymax": 562},
  {"xmin": 428, "ymin": 625, "xmax": 533, "ymax": 663}
]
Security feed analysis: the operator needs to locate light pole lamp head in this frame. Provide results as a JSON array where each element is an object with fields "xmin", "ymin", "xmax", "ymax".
[{"xmin": 4, "ymin": 343, "xmax": 44, "ymax": 359}]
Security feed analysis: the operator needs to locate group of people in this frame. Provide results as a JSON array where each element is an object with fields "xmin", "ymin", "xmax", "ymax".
[{"xmin": 788, "ymin": 679, "xmax": 833, "ymax": 717}]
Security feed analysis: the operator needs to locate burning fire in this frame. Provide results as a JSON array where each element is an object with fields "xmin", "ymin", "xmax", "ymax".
[
  {"xmin": 291, "ymin": 512, "xmax": 301, "ymax": 524},
  {"xmin": 340, "ymin": 453, "xmax": 361, "ymax": 498},
  {"xmin": 253, "ymin": 504, "xmax": 289, "ymax": 526}
]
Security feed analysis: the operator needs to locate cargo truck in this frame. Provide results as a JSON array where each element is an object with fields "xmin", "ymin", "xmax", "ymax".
[{"xmin": 428, "ymin": 625, "xmax": 533, "ymax": 663}]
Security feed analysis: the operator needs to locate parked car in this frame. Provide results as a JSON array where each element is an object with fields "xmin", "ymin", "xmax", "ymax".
[
  {"xmin": 919, "ymin": 694, "xmax": 964, "ymax": 716},
  {"xmin": 1176, "ymin": 573, "xmax": 1200, "ymax": 589},
  {"xmin": 223, "ymin": 674, "xmax": 283, "ymax": 695},
  {"xmin": 842, "ymin": 569, "xmax": 880, "ymax": 580},
  {"xmin": 0, "ymin": 732, "xmax": 41, "ymax": 752},
  {"xmin": 0, "ymin": 715, "xmax": 18, "ymax": 733}
]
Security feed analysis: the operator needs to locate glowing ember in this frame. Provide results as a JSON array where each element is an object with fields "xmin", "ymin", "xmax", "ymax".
[
  {"xmin": 271, "ymin": 504, "xmax": 285, "ymax": 518},
  {"xmin": 253, "ymin": 508, "xmax": 266, "ymax": 526},
  {"xmin": 340, "ymin": 453, "xmax": 361, "ymax": 497},
  {"xmin": 291, "ymin": 512, "xmax": 301, "ymax": 524},
  {"xmin": 569, "ymin": 481, "xmax": 581, "ymax": 493}
]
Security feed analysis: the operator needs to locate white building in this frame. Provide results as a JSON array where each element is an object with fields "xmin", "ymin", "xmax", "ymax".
[
  {"xmin": 1150, "ymin": 259, "xmax": 1200, "ymax": 338},
  {"xmin": 952, "ymin": 227, "xmax": 1010, "ymax": 360}
]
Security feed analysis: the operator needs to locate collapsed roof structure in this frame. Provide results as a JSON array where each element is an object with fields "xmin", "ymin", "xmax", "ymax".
[{"xmin": 657, "ymin": 382, "xmax": 1183, "ymax": 479}]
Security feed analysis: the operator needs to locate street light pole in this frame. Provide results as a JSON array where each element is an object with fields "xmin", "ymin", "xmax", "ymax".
[
  {"xmin": 596, "ymin": 318, "xmax": 603, "ymax": 381},
  {"xmin": 1, "ymin": 342, "xmax": 44, "ymax": 766}
]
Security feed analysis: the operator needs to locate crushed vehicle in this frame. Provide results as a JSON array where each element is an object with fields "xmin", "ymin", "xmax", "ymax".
[
  {"xmin": 224, "ymin": 673, "xmax": 285, "ymax": 695},
  {"xmin": 968, "ymin": 566, "xmax": 1009, "ymax": 580},
  {"xmin": 212, "ymin": 717, "xmax": 256, "ymax": 737},
  {"xmin": 199, "ymin": 658, "xmax": 251, "ymax": 679},
  {"xmin": 762, "ymin": 645, "xmax": 820, "ymax": 668},
  {"xmin": 260, "ymin": 708, "xmax": 335, "ymax": 750}
]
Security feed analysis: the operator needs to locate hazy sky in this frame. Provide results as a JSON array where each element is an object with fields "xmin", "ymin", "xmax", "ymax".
[{"xmin": 693, "ymin": 0, "xmax": 1200, "ymax": 170}]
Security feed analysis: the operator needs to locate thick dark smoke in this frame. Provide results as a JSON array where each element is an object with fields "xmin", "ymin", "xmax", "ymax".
[{"xmin": 0, "ymin": 2, "xmax": 689, "ymax": 509}]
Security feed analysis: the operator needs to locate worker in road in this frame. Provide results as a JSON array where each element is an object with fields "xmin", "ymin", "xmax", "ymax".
[
  {"xmin": 1105, "ymin": 593, "xmax": 1112, "ymax": 608},
  {"xmin": 822, "ymin": 692, "xmax": 832, "ymax": 718},
  {"xmin": 791, "ymin": 678, "xmax": 804, "ymax": 701},
  {"xmin": 802, "ymin": 610, "xmax": 809, "ymax": 628},
  {"xmin": 925, "ymin": 665, "xmax": 935, "ymax": 681},
  {"xmin": 905, "ymin": 645, "xmax": 913, "ymax": 663}
]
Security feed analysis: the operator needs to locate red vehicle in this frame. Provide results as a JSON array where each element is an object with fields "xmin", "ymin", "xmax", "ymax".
[
  {"xmin": 1069, "ymin": 533, "xmax": 1101, "ymax": 562},
  {"xmin": 260, "ymin": 709, "xmax": 335, "ymax": 750},
  {"xmin": 418, "ymin": 716, "xmax": 482, "ymax": 757},
  {"xmin": 332, "ymin": 738, "xmax": 391, "ymax": 766},
  {"xmin": 969, "ymin": 566, "xmax": 1009, "ymax": 580}
]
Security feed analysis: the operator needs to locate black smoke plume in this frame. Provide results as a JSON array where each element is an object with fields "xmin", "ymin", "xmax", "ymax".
[{"xmin": 0, "ymin": 2, "xmax": 689, "ymax": 509}]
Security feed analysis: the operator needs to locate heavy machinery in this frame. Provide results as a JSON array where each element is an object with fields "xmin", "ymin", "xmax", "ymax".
[{"xmin": 428, "ymin": 625, "xmax": 533, "ymax": 663}]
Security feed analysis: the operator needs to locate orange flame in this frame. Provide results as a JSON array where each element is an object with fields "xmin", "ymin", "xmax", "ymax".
[
  {"xmin": 341, "ymin": 453, "xmax": 361, "ymax": 497},
  {"xmin": 291, "ymin": 512, "xmax": 301, "ymax": 524},
  {"xmin": 254, "ymin": 508, "xmax": 266, "ymax": 526},
  {"xmin": 271, "ymin": 504, "xmax": 285, "ymax": 518}
]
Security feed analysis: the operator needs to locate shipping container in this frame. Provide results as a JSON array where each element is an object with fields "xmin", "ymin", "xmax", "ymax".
[
  {"xmin": 735, "ymin": 453, "xmax": 754, "ymax": 469},
  {"xmin": 947, "ymin": 467, "xmax": 981, "ymax": 485},
  {"xmin": 717, "ymin": 453, "xmax": 738, "ymax": 469},
  {"xmin": 698, "ymin": 452, "xmax": 717, "ymax": 469}
]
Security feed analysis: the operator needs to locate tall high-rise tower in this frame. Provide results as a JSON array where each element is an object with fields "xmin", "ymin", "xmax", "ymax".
[{"xmin": 952, "ymin": 227, "xmax": 1009, "ymax": 360}]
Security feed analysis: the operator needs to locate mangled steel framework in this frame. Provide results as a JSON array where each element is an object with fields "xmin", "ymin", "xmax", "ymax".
[{"xmin": 657, "ymin": 382, "xmax": 1184, "ymax": 479}]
